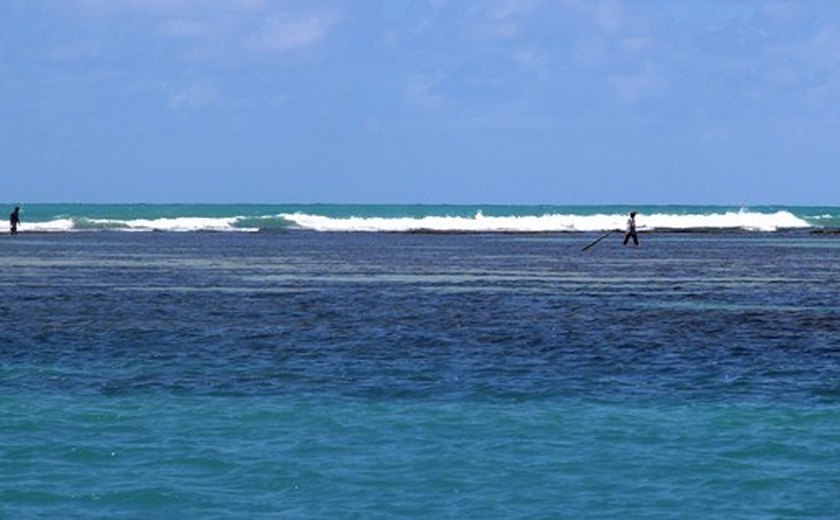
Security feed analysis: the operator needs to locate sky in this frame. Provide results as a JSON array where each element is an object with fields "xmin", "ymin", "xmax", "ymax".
[{"xmin": 2, "ymin": 0, "xmax": 840, "ymax": 204}]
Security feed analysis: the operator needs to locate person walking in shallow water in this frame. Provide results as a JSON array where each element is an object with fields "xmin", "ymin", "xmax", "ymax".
[
  {"xmin": 623, "ymin": 211, "xmax": 639, "ymax": 246},
  {"xmin": 9, "ymin": 206, "xmax": 20, "ymax": 235}
]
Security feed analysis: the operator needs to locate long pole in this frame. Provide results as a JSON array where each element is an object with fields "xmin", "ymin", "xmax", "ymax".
[{"xmin": 581, "ymin": 229, "xmax": 615, "ymax": 251}]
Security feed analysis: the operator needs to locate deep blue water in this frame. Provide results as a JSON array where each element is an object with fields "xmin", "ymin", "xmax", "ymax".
[{"xmin": 2, "ymin": 231, "xmax": 840, "ymax": 518}]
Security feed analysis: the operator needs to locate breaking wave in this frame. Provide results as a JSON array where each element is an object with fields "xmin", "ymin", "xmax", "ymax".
[
  {"xmin": 11, "ymin": 207, "xmax": 819, "ymax": 233},
  {"xmin": 21, "ymin": 217, "xmax": 259, "ymax": 233},
  {"xmin": 281, "ymin": 210, "xmax": 812, "ymax": 233}
]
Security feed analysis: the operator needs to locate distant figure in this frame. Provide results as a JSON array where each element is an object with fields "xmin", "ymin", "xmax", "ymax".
[
  {"xmin": 623, "ymin": 211, "xmax": 638, "ymax": 246},
  {"xmin": 9, "ymin": 206, "xmax": 20, "ymax": 235}
]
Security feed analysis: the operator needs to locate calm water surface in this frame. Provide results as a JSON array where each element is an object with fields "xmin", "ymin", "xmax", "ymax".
[{"xmin": 1, "ymin": 231, "xmax": 839, "ymax": 518}]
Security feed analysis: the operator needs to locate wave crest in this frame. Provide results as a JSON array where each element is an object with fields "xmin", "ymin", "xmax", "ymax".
[
  {"xmin": 21, "ymin": 217, "xmax": 259, "ymax": 233},
  {"xmin": 14, "ymin": 209, "xmax": 814, "ymax": 233},
  {"xmin": 281, "ymin": 210, "xmax": 812, "ymax": 233}
]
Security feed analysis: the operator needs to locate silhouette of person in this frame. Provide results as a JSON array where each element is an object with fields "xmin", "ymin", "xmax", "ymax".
[
  {"xmin": 623, "ymin": 211, "xmax": 638, "ymax": 246},
  {"xmin": 10, "ymin": 206, "xmax": 20, "ymax": 235}
]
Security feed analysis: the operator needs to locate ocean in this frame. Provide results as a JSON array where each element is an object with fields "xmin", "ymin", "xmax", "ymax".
[
  {"xmin": 1, "ymin": 204, "xmax": 839, "ymax": 518},
  {"xmin": 7, "ymin": 203, "xmax": 839, "ymax": 233}
]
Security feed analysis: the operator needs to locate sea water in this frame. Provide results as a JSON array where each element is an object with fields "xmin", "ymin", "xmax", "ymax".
[
  {"xmin": 7, "ymin": 203, "xmax": 838, "ymax": 232},
  {"xmin": 1, "ymin": 206, "xmax": 840, "ymax": 518}
]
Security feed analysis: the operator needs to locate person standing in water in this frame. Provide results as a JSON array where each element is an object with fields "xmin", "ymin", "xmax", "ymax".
[
  {"xmin": 9, "ymin": 206, "xmax": 20, "ymax": 235},
  {"xmin": 623, "ymin": 211, "xmax": 638, "ymax": 246}
]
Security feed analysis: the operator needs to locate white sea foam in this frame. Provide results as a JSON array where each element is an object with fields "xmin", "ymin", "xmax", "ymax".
[
  {"xmin": 107, "ymin": 217, "xmax": 252, "ymax": 232},
  {"xmin": 20, "ymin": 217, "xmax": 256, "ymax": 233},
  {"xmin": 16, "ymin": 209, "xmax": 813, "ymax": 233},
  {"xmin": 281, "ymin": 210, "xmax": 812, "ymax": 233},
  {"xmin": 641, "ymin": 211, "xmax": 810, "ymax": 232},
  {"xmin": 19, "ymin": 218, "xmax": 77, "ymax": 233}
]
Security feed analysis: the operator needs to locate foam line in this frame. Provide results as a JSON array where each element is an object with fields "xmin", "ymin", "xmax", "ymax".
[{"xmin": 280, "ymin": 210, "xmax": 811, "ymax": 233}]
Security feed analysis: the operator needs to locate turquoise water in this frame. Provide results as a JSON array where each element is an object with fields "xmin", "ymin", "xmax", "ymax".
[
  {"xmin": 5, "ymin": 203, "xmax": 840, "ymax": 232},
  {"xmin": 2, "ymin": 213, "xmax": 840, "ymax": 517},
  {"xmin": 5, "ymin": 395, "xmax": 837, "ymax": 517}
]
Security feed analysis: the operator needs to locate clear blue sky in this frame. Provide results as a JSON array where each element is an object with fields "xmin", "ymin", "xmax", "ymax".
[{"xmin": 2, "ymin": 0, "xmax": 840, "ymax": 204}]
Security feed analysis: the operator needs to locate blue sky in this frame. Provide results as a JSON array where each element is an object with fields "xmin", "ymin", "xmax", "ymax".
[{"xmin": 2, "ymin": 0, "xmax": 840, "ymax": 204}]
